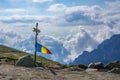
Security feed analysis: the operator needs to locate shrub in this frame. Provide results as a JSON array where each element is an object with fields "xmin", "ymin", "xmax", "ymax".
[
  {"xmin": 67, "ymin": 66, "xmax": 76, "ymax": 71},
  {"xmin": 78, "ymin": 64, "xmax": 87, "ymax": 69}
]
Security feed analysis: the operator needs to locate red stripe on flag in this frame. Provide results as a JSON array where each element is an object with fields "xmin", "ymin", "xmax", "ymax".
[{"xmin": 47, "ymin": 49, "xmax": 52, "ymax": 54}]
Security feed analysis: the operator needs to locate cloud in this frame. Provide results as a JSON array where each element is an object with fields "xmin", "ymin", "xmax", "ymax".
[
  {"xmin": 93, "ymin": 26, "xmax": 120, "ymax": 43},
  {"xmin": 0, "ymin": 15, "xmax": 55, "ymax": 24},
  {"xmin": 33, "ymin": 0, "xmax": 53, "ymax": 3},
  {"xmin": 0, "ymin": 25, "xmax": 120, "ymax": 64},
  {"xmin": 63, "ymin": 25, "xmax": 120, "ymax": 62},
  {"xmin": 0, "ymin": 27, "xmax": 98, "ymax": 63},
  {"xmin": 63, "ymin": 5, "xmax": 103, "ymax": 26},
  {"xmin": 4, "ymin": 8, "xmax": 25, "ymax": 13},
  {"xmin": 37, "ymin": 35, "xmax": 70, "ymax": 63},
  {"xmin": 105, "ymin": 0, "xmax": 120, "ymax": 9},
  {"xmin": 0, "ymin": 30, "xmax": 70, "ymax": 63},
  {"xmin": 52, "ymin": 1, "xmax": 120, "ymax": 27},
  {"xmin": 63, "ymin": 28, "xmax": 98, "ymax": 61},
  {"xmin": 47, "ymin": 4, "xmax": 67, "ymax": 12},
  {"xmin": 1, "ymin": 1, "xmax": 120, "ymax": 28},
  {"xmin": 0, "ymin": 0, "xmax": 119, "ymax": 29},
  {"xmin": 46, "ymin": 5, "xmax": 103, "ymax": 26},
  {"xmin": 98, "ymin": 1, "xmax": 120, "ymax": 28},
  {"xmin": 0, "ymin": 29, "xmax": 22, "ymax": 46}
]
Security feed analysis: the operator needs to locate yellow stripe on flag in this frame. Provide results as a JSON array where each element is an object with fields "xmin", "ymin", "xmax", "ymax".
[{"xmin": 42, "ymin": 46, "xmax": 47, "ymax": 54}]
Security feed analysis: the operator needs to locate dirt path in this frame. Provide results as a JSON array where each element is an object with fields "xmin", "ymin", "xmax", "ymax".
[{"xmin": 0, "ymin": 65, "xmax": 120, "ymax": 80}]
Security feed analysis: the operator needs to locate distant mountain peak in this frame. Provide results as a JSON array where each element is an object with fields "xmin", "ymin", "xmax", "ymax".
[{"xmin": 70, "ymin": 34, "xmax": 120, "ymax": 65}]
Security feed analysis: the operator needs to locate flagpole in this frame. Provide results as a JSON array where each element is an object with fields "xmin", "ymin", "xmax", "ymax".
[{"xmin": 33, "ymin": 23, "xmax": 40, "ymax": 66}]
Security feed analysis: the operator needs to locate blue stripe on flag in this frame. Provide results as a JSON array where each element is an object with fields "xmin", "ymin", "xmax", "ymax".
[{"xmin": 36, "ymin": 43, "xmax": 42, "ymax": 52}]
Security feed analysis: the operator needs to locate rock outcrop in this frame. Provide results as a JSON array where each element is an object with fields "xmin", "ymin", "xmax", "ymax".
[
  {"xmin": 88, "ymin": 62, "xmax": 104, "ymax": 69},
  {"xmin": 15, "ymin": 55, "xmax": 35, "ymax": 67},
  {"xmin": 108, "ymin": 68, "xmax": 120, "ymax": 74},
  {"xmin": 105, "ymin": 61, "xmax": 120, "ymax": 70}
]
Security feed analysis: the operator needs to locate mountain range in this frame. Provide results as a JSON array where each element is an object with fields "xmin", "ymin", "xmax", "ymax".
[{"xmin": 70, "ymin": 34, "xmax": 120, "ymax": 65}]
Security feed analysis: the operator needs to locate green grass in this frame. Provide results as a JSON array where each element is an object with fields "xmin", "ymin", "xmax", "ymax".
[
  {"xmin": 0, "ymin": 45, "xmax": 21, "ymax": 53},
  {"xmin": 0, "ymin": 45, "xmax": 62, "ymax": 67},
  {"xmin": 67, "ymin": 66, "xmax": 76, "ymax": 71}
]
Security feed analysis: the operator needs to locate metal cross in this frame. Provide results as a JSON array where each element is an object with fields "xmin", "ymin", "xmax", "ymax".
[
  {"xmin": 33, "ymin": 23, "xmax": 40, "ymax": 66},
  {"xmin": 33, "ymin": 23, "xmax": 40, "ymax": 35}
]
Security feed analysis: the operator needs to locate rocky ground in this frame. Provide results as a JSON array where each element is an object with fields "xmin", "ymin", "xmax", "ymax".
[{"xmin": 0, "ymin": 64, "xmax": 120, "ymax": 80}]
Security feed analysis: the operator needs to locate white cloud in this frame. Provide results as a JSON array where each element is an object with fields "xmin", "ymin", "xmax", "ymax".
[
  {"xmin": 65, "ymin": 5, "xmax": 101, "ymax": 14},
  {"xmin": 1, "ymin": 1, "xmax": 120, "ymax": 28},
  {"xmin": 47, "ymin": 4, "xmax": 67, "ymax": 12},
  {"xmin": 37, "ymin": 35, "xmax": 70, "ymax": 63},
  {"xmin": 105, "ymin": 0, "xmax": 120, "ymax": 9},
  {"xmin": 0, "ymin": 25, "xmax": 120, "ymax": 63},
  {"xmin": 93, "ymin": 26, "xmax": 120, "ymax": 43},
  {"xmin": 0, "ymin": 29, "xmax": 22, "ymax": 46},
  {"xmin": 0, "ymin": 15, "xmax": 56, "ymax": 24},
  {"xmin": 33, "ymin": 0, "xmax": 53, "ymax": 3},
  {"xmin": 4, "ymin": 8, "xmax": 25, "ymax": 13},
  {"xmin": 59, "ymin": 1, "xmax": 120, "ymax": 28},
  {"xmin": 63, "ymin": 28, "xmax": 98, "ymax": 61},
  {"xmin": 63, "ymin": 5, "xmax": 103, "ymax": 26},
  {"xmin": 0, "ymin": 0, "xmax": 119, "ymax": 29}
]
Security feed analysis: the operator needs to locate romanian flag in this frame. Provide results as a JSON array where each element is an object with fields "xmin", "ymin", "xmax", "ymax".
[{"xmin": 36, "ymin": 43, "xmax": 52, "ymax": 54}]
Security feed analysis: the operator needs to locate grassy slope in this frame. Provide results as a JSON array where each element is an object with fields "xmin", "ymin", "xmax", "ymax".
[{"xmin": 0, "ymin": 45, "xmax": 62, "ymax": 67}]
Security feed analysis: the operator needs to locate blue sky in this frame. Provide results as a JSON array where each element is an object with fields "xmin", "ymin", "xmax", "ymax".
[
  {"xmin": 0, "ymin": 0, "xmax": 116, "ymax": 16},
  {"xmin": 0, "ymin": 0, "xmax": 120, "ymax": 63}
]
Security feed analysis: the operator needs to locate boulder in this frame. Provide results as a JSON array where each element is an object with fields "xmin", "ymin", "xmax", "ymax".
[
  {"xmin": 88, "ymin": 62, "xmax": 104, "ymax": 69},
  {"xmin": 15, "ymin": 55, "xmax": 35, "ymax": 67},
  {"xmin": 88, "ymin": 63, "xmax": 95, "ymax": 68},
  {"xmin": 105, "ymin": 61, "xmax": 120, "ymax": 70},
  {"xmin": 108, "ymin": 68, "xmax": 120, "ymax": 74},
  {"xmin": 94, "ymin": 62, "xmax": 104, "ymax": 69}
]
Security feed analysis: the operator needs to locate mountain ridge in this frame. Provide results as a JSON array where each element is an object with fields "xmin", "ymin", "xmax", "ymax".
[{"xmin": 70, "ymin": 34, "xmax": 120, "ymax": 65}]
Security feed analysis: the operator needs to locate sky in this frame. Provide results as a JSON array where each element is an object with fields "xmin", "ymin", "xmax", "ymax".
[{"xmin": 0, "ymin": 0, "xmax": 120, "ymax": 64}]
